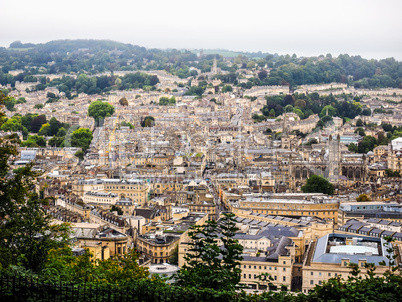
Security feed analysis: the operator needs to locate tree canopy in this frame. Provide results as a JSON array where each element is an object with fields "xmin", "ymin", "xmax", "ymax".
[
  {"xmin": 88, "ymin": 100, "xmax": 115, "ymax": 126},
  {"xmin": 0, "ymin": 93, "xmax": 70, "ymax": 272},
  {"xmin": 301, "ymin": 175, "xmax": 334, "ymax": 195},
  {"xmin": 70, "ymin": 128, "xmax": 93, "ymax": 152},
  {"xmin": 119, "ymin": 97, "xmax": 128, "ymax": 106}
]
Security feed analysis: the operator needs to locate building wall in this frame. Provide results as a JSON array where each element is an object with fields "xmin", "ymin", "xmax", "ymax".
[{"xmin": 238, "ymin": 200, "xmax": 339, "ymax": 223}]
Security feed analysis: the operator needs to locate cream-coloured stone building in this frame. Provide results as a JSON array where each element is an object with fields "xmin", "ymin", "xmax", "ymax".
[{"xmin": 302, "ymin": 233, "xmax": 395, "ymax": 293}]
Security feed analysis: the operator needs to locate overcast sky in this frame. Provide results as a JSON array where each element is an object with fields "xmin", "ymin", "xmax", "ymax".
[{"xmin": 1, "ymin": 0, "xmax": 402, "ymax": 60}]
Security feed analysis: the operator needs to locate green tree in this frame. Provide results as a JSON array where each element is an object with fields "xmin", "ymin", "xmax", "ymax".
[
  {"xmin": 305, "ymin": 138, "xmax": 318, "ymax": 145},
  {"xmin": 38, "ymin": 123, "xmax": 50, "ymax": 136},
  {"xmin": 141, "ymin": 116, "xmax": 155, "ymax": 127},
  {"xmin": 385, "ymin": 169, "xmax": 401, "ymax": 178},
  {"xmin": 319, "ymin": 105, "xmax": 337, "ymax": 117},
  {"xmin": 293, "ymin": 108, "xmax": 304, "ymax": 119},
  {"xmin": 348, "ymin": 143, "xmax": 358, "ymax": 153},
  {"xmin": 356, "ymin": 194, "xmax": 370, "ymax": 202},
  {"xmin": 0, "ymin": 93, "xmax": 70, "ymax": 272},
  {"xmin": 119, "ymin": 97, "xmax": 128, "ymax": 106},
  {"xmin": 120, "ymin": 121, "xmax": 134, "ymax": 129},
  {"xmin": 362, "ymin": 108, "xmax": 371, "ymax": 116},
  {"xmin": 1, "ymin": 118, "xmax": 22, "ymax": 132},
  {"xmin": 48, "ymin": 117, "xmax": 61, "ymax": 136},
  {"xmin": 159, "ymin": 96, "xmax": 176, "ymax": 105},
  {"xmin": 358, "ymin": 135, "xmax": 377, "ymax": 153},
  {"xmin": 356, "ymin": 118, "xmax": 364, "ymax": 127},
  {"xmin": 110, "ymin": 205, "xmax": 123, "ymax": 215},
  {"xmin": 382, "ymin": 123, "xmax": 393, "ymax": 132},
  {"xmin": 30, "ymin": 114, "xmax": 47, "ymax": 133},
  {"xmin": 355, "ymin": 127, "xmax": 366, "ymax": 137},
  {"xmin": 21, "ymin": 135, "xmax": 46, "ymax": 147},
  {"xmin": 34, "ymin": 104, "xmax": 44, "ymax": 109},
  {"xmin": 16, "ymin": 97, "xmax": 26, "ymax": 104},
  {"xmin": 74, "ymin": 150, "xmax": 84, "ymax": 161},
  {"xmin": 175, "ymin": 213, "xmax": 243, "ymax": 291},
  {"xmin": 71, "ymin": 128, "xmax": 93, "ymax": 152},
  {"xmin": 315, "ymin": 119, "xmax": 325, "ymax": 129},
  {"xmin": 48, "ymin": 136, "xmax": 64, "ymax": 147},
  {"xmin": 221, "ymin": 85, "xmax": 233, "ymax": 93},
  {"xmin": 302, "ymin": 175, "xmax": 334, "ymax": 195},
  {"xmin": 42, "ymin": 247, "xmax": 149, "ymax": 284},
  {"xmin": 4, "ymin": 97, "xmax": 17, "ymax": 111},
  {"xmin": 258, "ymin": 70, "xmax": 268, "ymax": 81},
  {"xmin": 56, "ymin": 127, "xmax": 67, "ymax": 137},
  {"xmin": 88, "ymin": 100, "xmax": 115, "ymax": 126}
]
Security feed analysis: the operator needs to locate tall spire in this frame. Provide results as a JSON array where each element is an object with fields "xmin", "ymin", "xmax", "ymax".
[
  {"xmin": 212, "ymin": 55, "xmax": 218, "ymax": 74},
  {"xmin": 283, "ymin": 113, "xmax": 288, "ymax": 136}
]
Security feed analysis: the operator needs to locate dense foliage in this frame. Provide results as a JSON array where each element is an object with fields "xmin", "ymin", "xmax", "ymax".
[
  {"xmin": 88, "ymin": 100, "xmax": 115, "ymax": 126},
  {"xmin": 0, "ymin": 40, "xmax": 400, "ymax": 93},
  {"xmin": 301, "ymin": 175, "xmax": 334, "ymax": 195},
  {"xmin": 0, "ymin": 93, "xmax": 71, "ymax": 272},
  {"xmin": 259, "ymin": 93, "xmax": 366, "ymax": 122},
  {"xmin": 69, "ymin": 128, "xmax": 93, "ymax": 152}
]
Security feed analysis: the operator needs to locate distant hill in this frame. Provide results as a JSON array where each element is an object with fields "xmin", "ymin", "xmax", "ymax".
[
  {"xmin": 189, "ymin": 49, "xmax": 270, "ymax": 59},
  {"xmin": 1, "ymin": 39, "xmax": 400, "ymax": 89},
  {"xmin": 9, "ymin": 39, "xmax": 146, "ymax": 54}
]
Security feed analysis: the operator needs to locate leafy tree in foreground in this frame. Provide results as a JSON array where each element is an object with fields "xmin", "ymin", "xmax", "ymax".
[
  {"xmin": 175, "ymin": 213, "xmax": 243, "ymax": 291},
  {"xmin": 0, "ymin": 93, "xmax": 70, "ymax": 272},
  {"xmin": 42, "ymin": 247, "xmax": 149, "ymax": 284},
  {"xmin": 301, "ymin": 175, "xmax": 334, "ymax": 195}
]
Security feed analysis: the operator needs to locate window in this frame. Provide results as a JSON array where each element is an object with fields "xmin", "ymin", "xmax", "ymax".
[
  {"xmin": 274, "ymin": 267, "xmax": 277, "ymax": 271},
  {"xmin": 328, "ymin": 273, "xmax": 331, "ymax": 277},
  {"xmin": 319, "ymin": 272, "xmax": 322, "ymax": 276},
  {"xmin": 310, "ymin": 272, "xmax": 313, "ymax": 276},
  {"xmin": 283, "ymin": 276, "xmax": 286, "ymax": 282},
  {"xmin": 283, "ymin": 268, "xmax": 286, "ymax": 272},
  {"xmin": 344, "ymin": 261, "xmax": 348, "ymax": 267},
  {"xmin": 318, "ymin": 281, "xmax": 322, "ymax": 285},
  {"xmin": 274, "ymin": 276, "xmax": 277, "ymax": 281},
  {"xmin": 283, "ymin": 261, "xmax": 286, "ymax": 265},
  {"xmin": 243, "ymin": 274, "xmax": 246, "ymax": 279},
  {"xmin": 310, "ymin": 280, "xmax": 314, "ymax": 285},
  {"xmin": 249, "ymin": 274, "xmax": 251, "ymax": 279}
]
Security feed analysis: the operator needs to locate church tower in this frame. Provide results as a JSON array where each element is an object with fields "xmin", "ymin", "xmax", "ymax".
[
  {"xmin": 212, "ymin": 56, "xmax": 218, "ymax": 74},
  {"xmin": 328, "ymin": 134, "xmax": 341, "ymax": 183}
]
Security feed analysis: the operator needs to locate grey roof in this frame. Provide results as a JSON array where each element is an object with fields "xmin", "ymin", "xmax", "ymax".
[
  {"xmin": 266, "ymin": 236, "xmax": 293, "ymax": 260},
  {"xmin": 393, "ymin": 232, "xmax": 402, "ymax": 239},
  {"xmin": 312, "ymin": 233, "xmax": 392, "ymax": 266}
]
